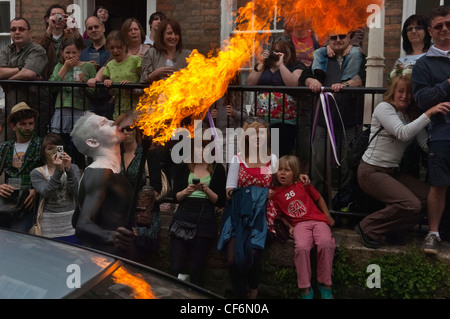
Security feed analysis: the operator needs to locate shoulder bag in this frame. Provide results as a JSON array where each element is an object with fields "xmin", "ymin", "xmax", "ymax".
[
  {"xmin": 169, "ymin": 165, "xmax": 216, "ymax": 240},
  {"xmin": 29, "ymin": 167, "xmax": 47, "ymax": 236},
  {"xmin": 347, "ymin": 124, "xmax": 384, "ymax": 170}
]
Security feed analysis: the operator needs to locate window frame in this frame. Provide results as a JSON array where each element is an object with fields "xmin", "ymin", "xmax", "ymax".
[{"xmin": 221, "ymin": 0, "xmax": 285, "ymax": 71}]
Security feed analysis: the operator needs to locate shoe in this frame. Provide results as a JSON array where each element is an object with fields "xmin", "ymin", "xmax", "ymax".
[
  {"xmin": 385, "ymin": 232, "xmax": 405, "ymax": 245},
  {"xmin": 423, "ymin": 233, "xmax": 441, "ymax": 255},
  {"xmin": 317, "ymin": 283, "xmax": 334, "ymax": 299},
  {"xmin": 354, "ymin": 223, "xmax": 381, "ymax": 249},
  {"xmin": 301, "ymin": 287, "xmax": 314, "ymax": 299}
]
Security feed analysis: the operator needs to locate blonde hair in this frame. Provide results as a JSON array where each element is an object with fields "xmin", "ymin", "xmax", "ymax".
[
  {"xmin": 277, "ymin": 155, "xmax": 301, "ymax": 185},
  {"xmin": 383, "ymin": 73, "xmax": 418, "ymax": 119}
]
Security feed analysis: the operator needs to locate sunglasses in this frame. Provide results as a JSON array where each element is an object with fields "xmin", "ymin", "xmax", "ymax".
[
  {"xmin": 406, "ymin": 26, "xmax": 425, "ymax": 32},
  {"xmin": 121, "ymin": 126, "xmax": 134, "ymax": 132},
  {"xmin": 432, "ymin": 21, "xmax": 450, "ymax": 31},
  {"xmin": 10, "ymin": 27, "xmax": 28, "ymax": 32},
  {"xmin": 272, "ymin": 35, "xmax": 291, "ymax": 44},
  {"xmin": 246, "ymin": 117, "xmax": 266, "ymax": 124},
  {"xmin": 329, "ymin": 34, "xmax": 348, "ymax": 41}
]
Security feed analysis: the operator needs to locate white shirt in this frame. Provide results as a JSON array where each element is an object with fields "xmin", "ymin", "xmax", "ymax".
[{"xmin": 362, "ymin": 102, "xmax": 430, "ymax": 168}]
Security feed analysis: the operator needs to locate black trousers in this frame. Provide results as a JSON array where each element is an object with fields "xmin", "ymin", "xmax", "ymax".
[{"xmin": 169, "ymin": 235, "xmax": 214, "ymax": 287}]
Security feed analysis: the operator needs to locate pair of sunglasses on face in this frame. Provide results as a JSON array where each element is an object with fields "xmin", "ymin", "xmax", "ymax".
[
  {"xmin": 246, "ymin": 117, "xmax": 266, "ymax": 124},
  {"xmin": 329, "ymin": 34, "xmax": 348, "ymax": 41},
  {"xmin": 432, "ymin": 21, "xmax": 450, "ymax": 31},
  {"xmin": 406, "ymin": 26, "xmax": 426, "ymax": 32},
  {"xmin": 121, "ymin": 126, "xmax": 134, "ymax": 132}
]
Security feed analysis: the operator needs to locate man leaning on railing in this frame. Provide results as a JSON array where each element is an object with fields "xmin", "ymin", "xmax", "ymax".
[{"xmin": 0, "ymin": 17, "xmax": 49, "ymax": 140}]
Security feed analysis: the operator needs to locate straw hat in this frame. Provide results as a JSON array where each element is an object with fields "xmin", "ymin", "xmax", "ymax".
[{"xmin": 7, "ymin": 102, "xmax": 39, "ymax": 125}]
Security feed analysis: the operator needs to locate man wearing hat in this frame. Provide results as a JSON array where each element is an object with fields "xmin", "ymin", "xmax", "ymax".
[{"xmin": 0, "ymin": 102, "xmax": 42, "ymax": 232}]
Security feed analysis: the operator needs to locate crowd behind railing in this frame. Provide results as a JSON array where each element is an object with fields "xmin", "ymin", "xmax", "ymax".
[{"xmin": 1, "ymin": 4, "xmax": 449, "ymax": 300}]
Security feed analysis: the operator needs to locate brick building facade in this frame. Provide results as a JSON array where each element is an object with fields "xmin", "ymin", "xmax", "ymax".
[{"xmin": 5, "ymin": 0, "xmax": 444, "ymax": 86}]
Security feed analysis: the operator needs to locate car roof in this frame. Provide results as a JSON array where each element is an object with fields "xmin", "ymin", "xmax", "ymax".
[
  {"xmin": 0, "ymin": 229, "xmax": 223, "ymax": 299},
  {"xmin": 0, "ymin": 229, "xmax": 116, "ymax": 299}
]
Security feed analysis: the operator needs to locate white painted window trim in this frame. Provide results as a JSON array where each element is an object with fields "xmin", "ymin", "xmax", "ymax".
[
  {"xmin": 401, "ymin": 0, "xmax": 445, "ymax": 56},
  {"xmin": 0, "ymin": 0, "xmax": 15, "ymax": 38}
]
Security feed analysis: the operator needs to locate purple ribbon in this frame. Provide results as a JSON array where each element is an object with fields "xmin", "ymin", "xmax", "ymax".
[{"xmin": 311, "ymin": 88, "xmax": 346, "ymax": 166}]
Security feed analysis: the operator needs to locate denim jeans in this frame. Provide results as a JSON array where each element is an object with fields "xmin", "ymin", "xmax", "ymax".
[{"xmin": 312, "ymin": 46, "xmax": 363, "ymax": 81}]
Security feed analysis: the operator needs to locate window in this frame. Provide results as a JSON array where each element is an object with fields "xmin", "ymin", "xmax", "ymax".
[
  {"xmin": 0, "ymin": 0, "xmax": 14, "ymax": 49},
  {"xmin": 0, "ymin": 0, "xmax": 14, "ymax": 110},
  {"xmin": 221, "ymin": 1, "xmax": 286, "ymax": 106},
  {"xmin": 416, "ymin": 0, "xmax": 450, "ymax": 19},
  {"xmin": 224, "ymin": 0, "xmax": 285, "ymax": 71}
]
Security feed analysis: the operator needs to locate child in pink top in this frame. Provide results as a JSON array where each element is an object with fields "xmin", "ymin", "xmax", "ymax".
[{"xmin": 271, "ymin": 155, "xmax": 336, "ymax": 299}]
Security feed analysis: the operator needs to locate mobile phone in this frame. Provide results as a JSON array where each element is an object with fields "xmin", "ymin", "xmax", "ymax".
[
  {"xmin": 56, "ymin": 145, "xmax": 64, "ymax": 158},
  {"xmin": 192, "ymin": 178, "xmax": 200, "ymax": 185}
]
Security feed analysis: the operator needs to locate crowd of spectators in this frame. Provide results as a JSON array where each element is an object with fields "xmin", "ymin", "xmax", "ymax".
[{"xmin": 0, "ymin": 3, "xmax": 449, "ymax": 299}]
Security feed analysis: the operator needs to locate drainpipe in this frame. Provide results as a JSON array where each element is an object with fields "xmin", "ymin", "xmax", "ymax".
[{"xmin": 364, "ymin": 3, "xmax": 386, "ymax": 124}]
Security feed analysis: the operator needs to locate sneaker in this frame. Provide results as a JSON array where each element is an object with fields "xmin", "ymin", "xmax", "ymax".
[
  {"xmin": 317, "ymin": 283, "xmax": 334, "ymax": 299},
  {"xmin": 354, "ymin": 223, "xmax": 381, "ymax": 249},
  {"xmin": 423, "ymin": 233, "xmax": 441, "ymax": 255},
  {"xmin": 301, "ymin": 287, "xmax": 314, "ymax": 299}
]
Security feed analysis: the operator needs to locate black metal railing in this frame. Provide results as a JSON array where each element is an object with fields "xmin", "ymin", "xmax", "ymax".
[{"xmin": 0, "ymin": 79, "xmax": 387, "ymax": 219}]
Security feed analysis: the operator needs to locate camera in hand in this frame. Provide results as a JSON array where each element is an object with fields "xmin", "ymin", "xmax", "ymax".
[
  {"xmin": 56, "ymin": 145, "xmax": 64, "ymax": 159},
  {"xmin": 192, "ymin": 178, "xmax": 200, "ymax": 185},
  {"xmin": 56, "ymin": 13, "xmax": 64, "ymax": 22},
  {"xmin": 263, "ymin": 51, "xmax": 280, "ymax": 69}
]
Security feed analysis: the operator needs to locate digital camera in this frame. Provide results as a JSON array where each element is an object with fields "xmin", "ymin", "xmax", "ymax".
[{"xmin": 263, "ymin": 51, "xmax": 280, "ymax": 69}]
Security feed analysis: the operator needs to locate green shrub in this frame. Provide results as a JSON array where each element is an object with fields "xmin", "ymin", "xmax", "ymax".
[
  {"xmin": 275, "ymin": 247, "xmax": 450, "ymax": 299},
  {"xmin": 364, "ymin": 248, "xmax": 450, "ymax": 299}
]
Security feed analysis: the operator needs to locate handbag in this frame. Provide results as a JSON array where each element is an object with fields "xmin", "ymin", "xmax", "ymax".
[
  {"xmin": 169, "ymin": 165, "xmax": 216, "ymax": 240},
  {"xmin": 29, "ymin": 198, "xmax": 45, "ymax": 235},
  {"xmin": 169, "ymin": 219, "xmax": 198, "ymax": 240},
  {"xmin": 29, "ymin": 166, "xmax": 48, "ymax": 235},
  {"xmin": 347, "ymin": 124, "xmax": 383, "ymax": 170}
]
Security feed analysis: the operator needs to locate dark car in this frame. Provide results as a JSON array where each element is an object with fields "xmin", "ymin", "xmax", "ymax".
[{"xmin": 0, "ymin": 229, "xmax": 222, "ymax": 299}]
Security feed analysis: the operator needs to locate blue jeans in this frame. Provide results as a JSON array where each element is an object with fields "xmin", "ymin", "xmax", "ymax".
[{"xmin": 312, "ymin": 46, "xmax": 363, "ymax": 81}]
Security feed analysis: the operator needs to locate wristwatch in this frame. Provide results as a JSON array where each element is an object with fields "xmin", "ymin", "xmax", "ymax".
[
  {"xmin": 343, "ymin": 81, "xmax": 350, "ymax": 87},
  {"xmin": 18, "ymin": 65, "xmax": 23, "ymax": 71},
  {"xmin": 254, "ymin": 63, "xmax": 261, "ymax": 72}
]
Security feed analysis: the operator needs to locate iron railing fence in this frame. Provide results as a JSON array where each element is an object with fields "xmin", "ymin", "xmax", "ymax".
[{"xmin": 0, "ymin": 80, "xmax": 388, "ymax": 219}]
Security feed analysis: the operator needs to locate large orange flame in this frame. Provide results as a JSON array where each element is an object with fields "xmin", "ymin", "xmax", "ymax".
[
  {"xmin": 92, "ymin": 256, "xmax": 155, "ymax": 299},
  {"xmin": 136, "ymin": 0, "xmax": 383, "ymax": 144}
]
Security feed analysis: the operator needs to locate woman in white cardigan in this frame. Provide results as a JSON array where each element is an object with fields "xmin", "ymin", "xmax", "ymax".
[{"xmin": 354, "ymin": 74, "xmax": 450, "ymax": 249}]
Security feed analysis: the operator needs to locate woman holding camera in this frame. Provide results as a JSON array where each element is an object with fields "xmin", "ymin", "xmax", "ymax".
[
  {"xmin": 247, "ymin": 35, "xmax": 306, "ymax": 157},
  {"xmin": 169, "ymin": 135, "xmax": 226, "ymax": 287},
  {"xmin": 30, "ymin": 133, "xmax": 81, "ymax": 243}
]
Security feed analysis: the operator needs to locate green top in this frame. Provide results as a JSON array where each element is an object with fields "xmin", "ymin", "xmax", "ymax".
[
  {"xmin": 103, "ymin": 55, "xmax": 142, "ymax": 118},
  {"xmin": 188, "ymin": 173, "xmax": 211, "ymax": 199},
  {"xmin": 49, "ymin": 62, "xmax": 97, "ymax": 110}
]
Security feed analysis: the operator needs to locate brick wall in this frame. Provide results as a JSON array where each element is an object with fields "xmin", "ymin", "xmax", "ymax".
[
  {"xmin": 16, "ymin": 0, "xmax": 73, "ymax": 44},
  {"xmin": 157, "ymin": 0, "xmax": 222, "ymax": 55},
  {"xmin": 16, "ymin": 0, "xmax": 404, "ymax": 86},
  {"xmin": 384, "ymin": 0, "xmax": 403, "ymax": 79}
]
